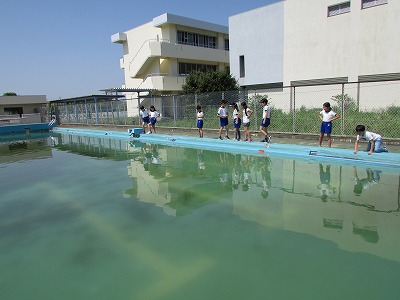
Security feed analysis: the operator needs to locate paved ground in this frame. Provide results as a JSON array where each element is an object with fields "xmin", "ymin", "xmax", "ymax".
[{"xmin": 60, "ymin": 124, "xmax": 400, "ymax": 153}]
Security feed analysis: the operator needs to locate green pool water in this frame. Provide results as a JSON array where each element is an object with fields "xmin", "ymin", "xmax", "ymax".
[{"xmin": 1, "ymin": 133, "xmax": 400, "ymax": 300}]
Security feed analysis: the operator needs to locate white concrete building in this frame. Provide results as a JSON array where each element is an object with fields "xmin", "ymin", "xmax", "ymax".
[
  {"xmin": 229, "ymin": 0, "xmax": 400, "ymax": 88},
  {"xmin": 112, "ymin": 13, "xmax": 230, "ymax": 96}
]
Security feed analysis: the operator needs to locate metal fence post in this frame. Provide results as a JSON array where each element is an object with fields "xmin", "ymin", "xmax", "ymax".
[
  {"xmin": 341, "ymin": 83, "xmax": 345, "ymax": 136},
  {"xmin": 106, "ymin": 101, "xmax": 110, "ymax": 124},
  {"xmin": 74, "ymin": 100, "xmax": 78, "ymax": 123},
  {"xmin": 94, "ymin": 97, "xmax": 99, "ymax": 124},
  {"xmin": 293, "ymin": 86, "xmax": 296, "ymax": 133},
  {"xmin": 84, "ymin": 99, "xmax": 89, "ymax": 125},
  {"xmin": 173, "ymin": 95, "xmax": 177, "ymax": 127},
  {"xmin": 123, "ymin": 101, "xmax": 126, "ymax": 125},
  {"xmin": 116, "ymin": 100, "xmax": 120, "ymax": 125},
  {"xmin": 110, "ymin": 101, "xmax": 114, "ymax": 124},
  {"xmin": 289, "ymin": 86, "xmax": 293, "ymax": 114},
  {"xmin": 161, "ymin": 95, "xmax": 164, "ymax": 119},
  {"xmin": 65, "ymin": 103, "xmax": 69, "ymax": 124}
]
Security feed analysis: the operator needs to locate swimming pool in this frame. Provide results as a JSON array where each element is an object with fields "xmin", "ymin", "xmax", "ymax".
[{"xmin": 1, "ymin": 132, "xmax": 399, "ymax": 299}]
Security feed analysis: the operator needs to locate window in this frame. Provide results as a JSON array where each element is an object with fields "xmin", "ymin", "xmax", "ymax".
[
  {"xmin": 198, "ymin": 35, "xmax": 205, "ymax": 47},
  {"xmin": 328, "ymin": 2, "xmax": 350, "ymax": 17},
  {"xmin": 224, "ymin": 39, "xmax": 229, "ymax": 51},
  {"xmin": 208, "ymin": 36, "xmax": 216, "ymax": 49},
  {"xmin": 188, "ymin": 32, "xmax": 194, "ymax": 45},
  {"xmin": 4, "ymin": 107, "xmax": 23, "ymax": 116},
  {"xmin": 239, "ymin": 56, "xmax": 245, "ymax": 78},
  {"xmin": 178, "ymin": 62, "xmax": 217, "ymax": 75},
  {"xmin": 362, "ymin": 0, "xmax": 388, "ymax": 9},
  {"xmin": 177, "ymin": 30, "xmax": 217, "ymax": 49}
]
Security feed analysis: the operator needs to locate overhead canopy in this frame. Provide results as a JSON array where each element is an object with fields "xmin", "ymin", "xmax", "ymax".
[
  {"xmin": 99, "ymin": 88, "xmax": 157, "ymax": 94},
  {"xmin": 49, "ymin": 94, "xmax": 124, "ymax": 104},
  {"xmin": 138, "ymin": 94, "xmax": 179, "ymax": 98},
  {"xmin": 50, "ymin": 88, "xmax": 158, "ymax": 104}
]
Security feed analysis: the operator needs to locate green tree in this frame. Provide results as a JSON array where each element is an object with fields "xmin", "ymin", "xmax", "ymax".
[
  {"xmin": 3, "ymin": 92, "xmax": 17, "ymax": 96},
  {"xmin": 247, "ymin": 94, "xmax": 271, "ymax": 107},
  {"xmin": 182, "ymin": 69, "xmax": 239, "ymax": 94},
  {"xmin": 331, "ymin": 93, "xmax": 356, "ymax": 111}
]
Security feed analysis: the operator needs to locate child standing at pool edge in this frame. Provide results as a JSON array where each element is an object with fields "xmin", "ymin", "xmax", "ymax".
[
  {"xmin": 217, "ymin": 100, "xmax": 229, "ymax": 140},
  {"xmin": 317, "ymin": 102, "xmax": 339, "ymax": 147},
  {"xmin": 260, "ymin": 98, "xmax": 271, "ymax": 143},
  {"xmin": 241, "ymin": 101, "xmax": 253, "ymax": 142},
  {"xmin": 231, "ymin": 103, "xmax": 241, "ymax": 141},
  {"xmin": 139, "ymin": 105, "xmax": 150, "ymax": 134},
  {"xmin": 196, "ymin": 105, "xmax": 204, "ymax": 138},
  {"xmin": 354, "ymin": 125, "xmax": 388, "ymax": 155},
  {"xmin": 149, "ymin": 105, "xmax": 160, "ymax": 134}
]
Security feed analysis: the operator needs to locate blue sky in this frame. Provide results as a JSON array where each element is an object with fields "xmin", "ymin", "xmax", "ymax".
[{"xmin": 0, "ymin": 0, "xmax": 276, "ymax": 100}]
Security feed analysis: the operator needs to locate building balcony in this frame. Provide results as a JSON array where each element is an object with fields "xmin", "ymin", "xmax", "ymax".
[
  {"xmin": 128, "ymin": 39, "xmax": 229, "ymax": 78},
  {"xmin": 111, "ymin": 32, "xmax": 127, "ymax": 44}
]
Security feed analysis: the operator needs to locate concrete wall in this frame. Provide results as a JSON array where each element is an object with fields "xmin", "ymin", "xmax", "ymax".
[
  {"xmin": 229, "ymin": 2, "xmax": 285, "ymax": 87},
  {"xmin": 284, "ymin": 0, "xmax": 400, "ymax": 85},
  {"xmin": 229, "ymin": 0, "xmax": 400, "ymax": 87}
]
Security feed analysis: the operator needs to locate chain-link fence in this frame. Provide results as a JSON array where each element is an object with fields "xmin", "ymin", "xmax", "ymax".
[
  {"xmin": 54, "ymin": 80, "xmax": 400, "ymax": 138},
  {"xmin": 53, "ymin": 100, "xmax": 130, "ymax": 126}
]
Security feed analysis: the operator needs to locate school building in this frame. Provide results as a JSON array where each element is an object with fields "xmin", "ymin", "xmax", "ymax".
[
  {"xmin": 112, "ymin": 13, "xmax": 230, "ymax": 115},
  {"xmin": 229, "ymin": 0, "xmax": 399, "ymax": 90},
  {"xmin": 112, "ymin": 1, "xmax": 399, "ymax": 115}
]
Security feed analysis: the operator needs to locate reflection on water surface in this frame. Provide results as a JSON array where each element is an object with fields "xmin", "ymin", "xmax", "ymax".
[{"xmin": 0, "ymin": 133, "xmax": 399, "ymax": 300}]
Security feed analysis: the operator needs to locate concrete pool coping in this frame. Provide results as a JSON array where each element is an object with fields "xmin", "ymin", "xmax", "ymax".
[{"xmin": 53, "ymin": 127, "xmax": 400, "ymax": 171}]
